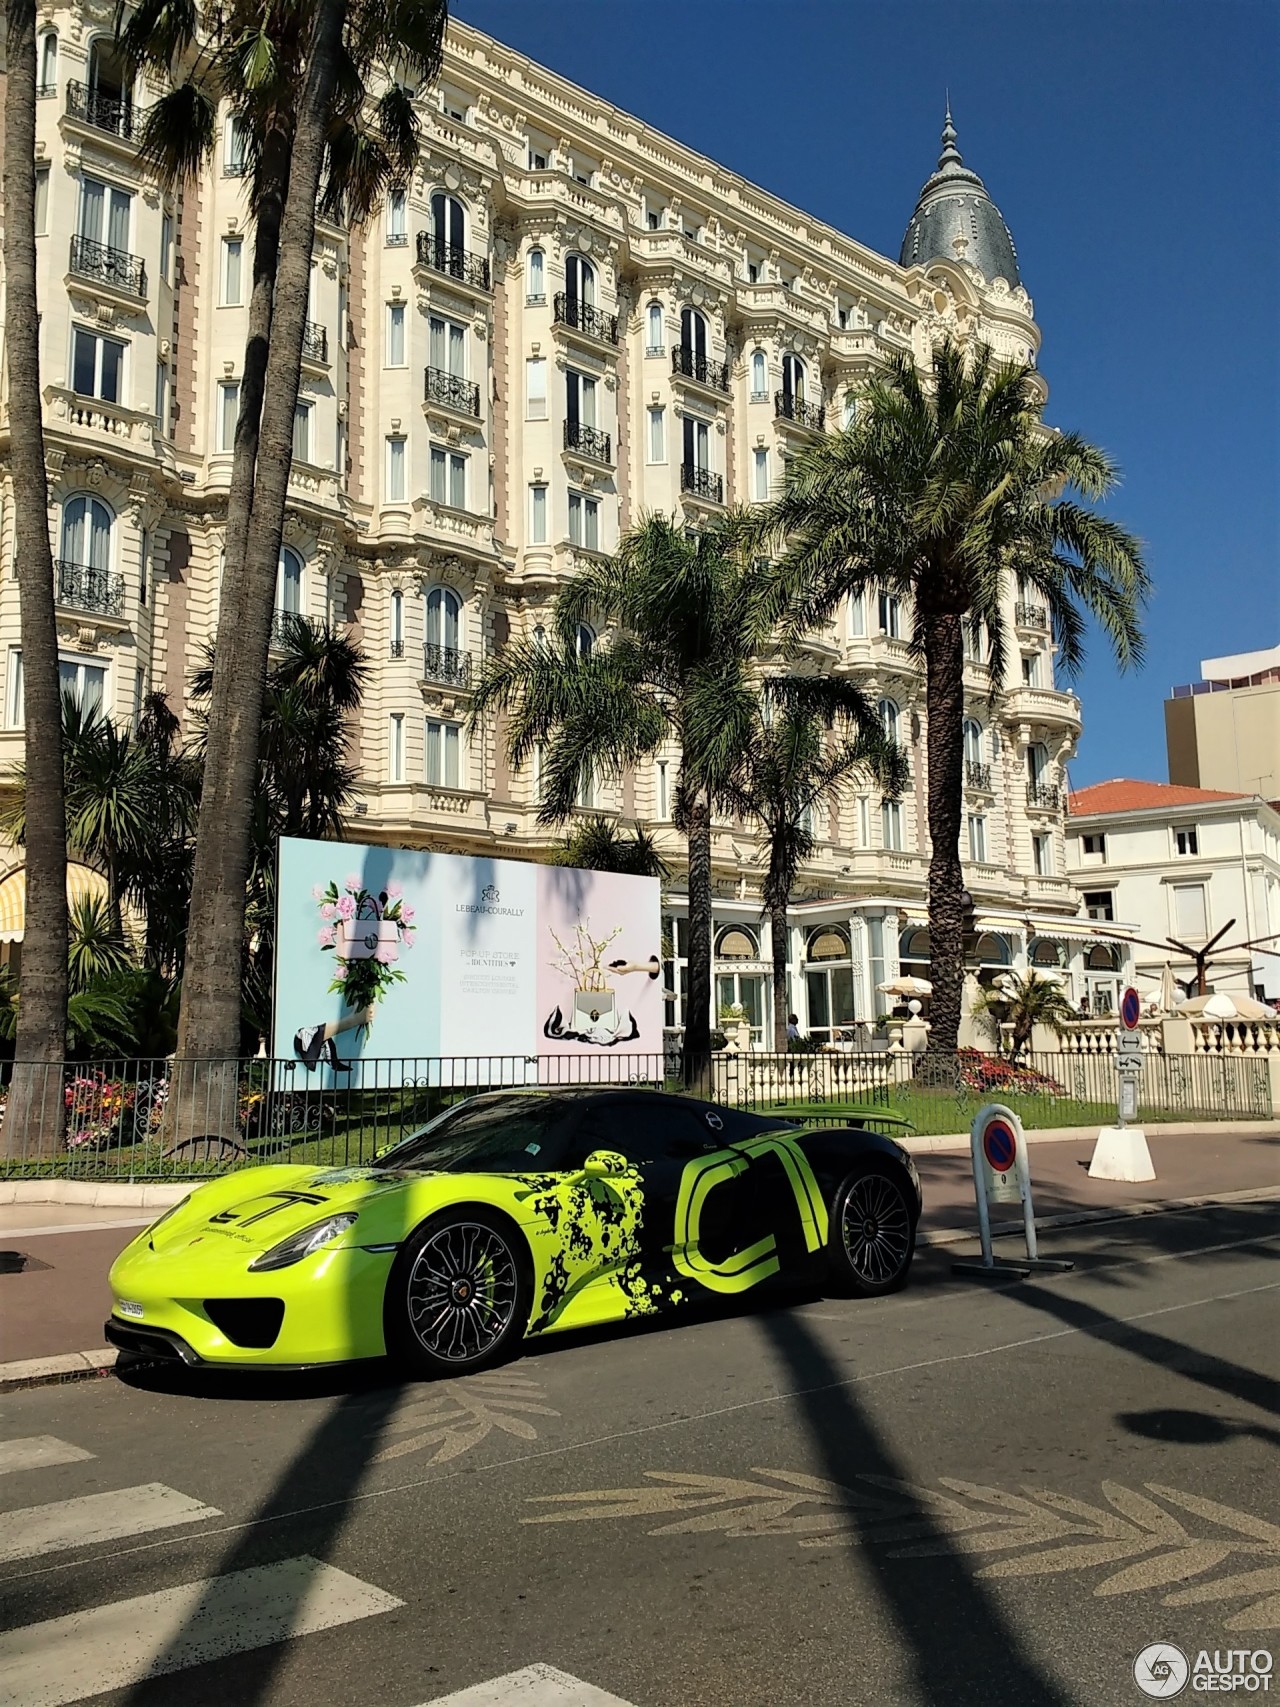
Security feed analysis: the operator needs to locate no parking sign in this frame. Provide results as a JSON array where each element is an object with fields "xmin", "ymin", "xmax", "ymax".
[
  {"xmin": 980, "ymin": 1112, "xmax": 1022, "ymax": 1204},
  {"xmin": 953, "ymin": 1103, "xmax": 1074, "ymax": 1279}
]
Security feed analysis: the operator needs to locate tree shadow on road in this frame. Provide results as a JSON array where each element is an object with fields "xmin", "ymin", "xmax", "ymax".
[
  {"xmin": 759, "ymin": 1308, "xmax": 1072, "ymax": 1707},
  {"xmin": 1117, "ymin": 1406, "xmax": 1280, "ymax": 1450}
]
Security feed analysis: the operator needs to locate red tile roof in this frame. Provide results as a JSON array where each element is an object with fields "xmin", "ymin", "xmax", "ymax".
[{"xmin": 1068, "ymin": 779, "xmax": 1250, "ymax": 817}]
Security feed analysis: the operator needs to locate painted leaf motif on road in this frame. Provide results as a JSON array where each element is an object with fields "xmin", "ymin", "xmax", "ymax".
[{"xmin": 373, "ymin": 1373, "xmax": 559, "ymax": 1464}]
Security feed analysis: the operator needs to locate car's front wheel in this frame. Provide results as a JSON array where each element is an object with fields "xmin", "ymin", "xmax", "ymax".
[
  {"xmin": 826, "ymin": 1164, "xmax": 916, "ymax": 1297},
  {"xmin": 386, "ymin": 1208, "xmax": 529, "ymax": 1377}
]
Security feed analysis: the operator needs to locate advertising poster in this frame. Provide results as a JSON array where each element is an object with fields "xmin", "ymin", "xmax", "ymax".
[{"xmin": 272, "ymin": 837, "xmax": 662, "ymax": 1082}]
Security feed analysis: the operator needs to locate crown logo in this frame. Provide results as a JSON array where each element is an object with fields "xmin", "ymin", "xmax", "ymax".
[{"xmin": 481, "ymin": 884, "xmax": 500, "ymax": 904}]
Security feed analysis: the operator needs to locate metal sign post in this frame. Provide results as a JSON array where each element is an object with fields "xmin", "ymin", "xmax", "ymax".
[
  {"xmin": 1088, "ymin": 986, "xmax": 1156, "ymax": 1181},
  {"xmin": 953, "ymin": 1103, "xmax": 1074, "ymax": 1278}
]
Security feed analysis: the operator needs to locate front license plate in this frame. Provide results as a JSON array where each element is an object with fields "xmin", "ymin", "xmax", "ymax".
[{"xmin": 117, "ymin": 1300, "xmax": 145, "ymax": 1320}]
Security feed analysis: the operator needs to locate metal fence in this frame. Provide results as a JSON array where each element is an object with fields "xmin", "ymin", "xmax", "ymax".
[{"xmin": 0, "ymin": 1047, "xmax": 1270, "ymax": 1182}]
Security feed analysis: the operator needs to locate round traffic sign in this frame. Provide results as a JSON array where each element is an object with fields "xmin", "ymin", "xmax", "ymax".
[
  {"xmin": 982, "ymin": 1118, "xmax": 1017, "ymax": 1175},
  {"xmin": 1120, "ymin": 987, "xmax": 1142, "ymax": 1031}
]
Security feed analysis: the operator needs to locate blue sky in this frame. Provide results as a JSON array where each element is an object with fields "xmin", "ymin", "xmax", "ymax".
[{"xmin": 458, "ymin": 0, "xmax": 1280, "ymax": 787}]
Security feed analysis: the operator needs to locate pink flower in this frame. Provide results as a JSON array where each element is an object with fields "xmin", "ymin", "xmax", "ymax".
[
  {"xmin": 400, "ymin": 904, "xmax": 415, "ymax": 924},
  {"xmin": 386, "ymin": 881, "xmax": 403, "ymax": 899},
  {"xmin": 317, "ymin": 927, "xmax": 336, "ymax": 948},
  {"xmin": 332, "ymin": 961, "xmax": 348, "ymax": 980},
  {"xmin": 337, "ymin": 894, "xmax": 356, "ymax": 919},
  {"xmin": 374, "ymin": 944, "xmax": 397, "ymax": 965},
  {"xmin": 344, "ymin": 873, "xmax": 362, "ymax": 893},
  {"xmin": 312, "ymin": 884, "xmax": 325, "ymax": 901},
  {"xmin": 319, "ymin": 902, "xmax": 336, "ymax": 920}
]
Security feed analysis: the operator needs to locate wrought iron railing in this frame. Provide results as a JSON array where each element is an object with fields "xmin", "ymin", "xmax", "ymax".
[
  {"xmin": 563, "ymin": 420, "xmax": 612, "ymax": 463},
  {"xmin": 775, "ymin": 390, "xmax": 826, "ymax": 431},
  {"xmin": 672, "ymin": 344, "xmax": 730, "ymax": 392},
  {"xmin": 680, "ymin": 464, "xmax": 724, "ymax": 504},
  {"xmin": 389, "ymin": 640, "xmax": 405, "ymax": 659},
  {"xmin": 1026, "ymin": 780, "xmax": 1062, "ymax": 811},
  {"xmin": 414, "ymin": 233, "xmax": 491, "ymax": 290},
  {"xmin": 55, "ymin": 560, "xmax": 125, "ymax": 617},
  {"xmin": 424, "ymin": 367, "xmax": 481, "ymax": 416},
  {"xmin": 423, "ymin": 644, "xmax": 473, "ymax": 688},
  {"xmin": 552, "ymin": 294, "xmax": 620, "ymax": 346},
  {"xmin": 964, "ymin": 761, "xmax": 993, "ymax": 791},
  {"xmin": 301, "ymin": 321, "xmax": 328, "ymax": 363},
  {"xmin": 270, "ymin": 608, "xmax": 300, "ymax": 649},
  {"xmin": 385, "ymin": 231, "xmax": 409, "ymax": 247},
  {"xmin": 66, "ymin": 81, "xmax": 140, "ymax": 140},
  {"xmin": 1016, "ymin": 600, "xmax": 1048, "ymax": 630},
  {"xmin": 69, "ymin": 234, "xmax": 146, "ymax": 298}
]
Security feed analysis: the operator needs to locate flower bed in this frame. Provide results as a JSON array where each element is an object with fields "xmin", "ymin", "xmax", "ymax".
[{"xmin": 957, "ymin": 1050, "xmax": 1065, "ymax": 1098}]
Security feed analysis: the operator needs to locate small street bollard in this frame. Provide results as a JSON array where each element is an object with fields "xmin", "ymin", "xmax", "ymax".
[{"xmin": 952, "ymin": 1102, "xmax": 1075, "ymax": 1279}]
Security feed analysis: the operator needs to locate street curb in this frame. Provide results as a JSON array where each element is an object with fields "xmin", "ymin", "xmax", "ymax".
[
  {"xmin": 0, "ymin": 1349, "xmax": 118, "ymax": 1394},
  {"xmin": 919, "ymin": 1185, "xmax": 1280, "ymax": 1249},
  {"xmin": 901, "ymin": 1119, "xmax": 1279, "ymax": 1155}
]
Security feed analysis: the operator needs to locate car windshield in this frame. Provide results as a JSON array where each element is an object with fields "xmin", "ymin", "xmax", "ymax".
[{"xmin": 376, "ymin": 1096, "xmax": 571, "ymax": 1174}]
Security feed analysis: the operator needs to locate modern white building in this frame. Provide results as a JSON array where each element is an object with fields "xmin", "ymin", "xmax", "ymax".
[
  {"xmin": 1065, "ymin": 780, "xmax": 1280, "ymax": 1005},
  {"xmin": 0, "ymin": 10, "xmax": 1106, "ymax": 1046}
]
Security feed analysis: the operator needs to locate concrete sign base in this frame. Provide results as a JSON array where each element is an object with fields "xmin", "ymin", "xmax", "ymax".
[{"xmin": 1088, "ymin": 1125, "xmax": 1156, "ymax": 1183}]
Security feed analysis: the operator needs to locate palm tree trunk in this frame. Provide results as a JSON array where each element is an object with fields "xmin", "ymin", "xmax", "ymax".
[
  {"xmin": 174, "ymin": 0, "xmax": 345, "ymax": 1129},
  {"xmin": 2, "ymin": 0, "xmax": 68, "ymax": 1158},
  {"xmin": 768, "ymin": 881, "xmax": 789, "ymax": 1053},
  {"xmin": 923, "ymin": 608, "xmax": 965, "ymax": 1058},
  {"xmin": 683, "ymin": 787, "xmax": 713, "ymax": 1086}
]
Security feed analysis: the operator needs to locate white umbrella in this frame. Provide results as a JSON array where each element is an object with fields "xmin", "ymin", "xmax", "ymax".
[
  {"xmin": 878, "ymin": 976, "xmax": 932, "ymax": 997},
  {"xmin": 1178, "ymin": 991, "xmax": 1271, "ymax": 1022},
  {"xmin": 1159, "ymin": 961, "xmax": 1179, "ymax": 1015}
]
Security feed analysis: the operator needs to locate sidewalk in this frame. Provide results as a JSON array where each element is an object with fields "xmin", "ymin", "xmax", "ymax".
[{"xmin": 1, "ymin": 1127, "xmax": 1277, "ymax": 1382}]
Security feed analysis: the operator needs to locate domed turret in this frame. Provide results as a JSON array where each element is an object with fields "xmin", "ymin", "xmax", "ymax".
[{"xmin": 900, "ymin": 108, "xmax": 1022, "ymax": 288}]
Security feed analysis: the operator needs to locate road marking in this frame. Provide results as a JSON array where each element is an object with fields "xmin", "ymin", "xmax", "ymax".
[
  {"xmin": 419, "ymin": 1664, "xmax": 638, "ymax": 1706},
  {"xmin": 0, "ymin": 1218, "xmax": 151, "ymax": 1238},
  {"xmin": 0, "ymin": 1438, "xmax": 94, "ymax": 1478},
  {"xmin": 7, "ymin": 1275, "xmax": 1280, "ymax": 1588},
  {"xmin": 0, "ymin": 1483, "xmax": 220, "ymax": 1563},
  {"xmin": 0, "ymin": 1555, "xmax": 402, "ymax": 1707}
]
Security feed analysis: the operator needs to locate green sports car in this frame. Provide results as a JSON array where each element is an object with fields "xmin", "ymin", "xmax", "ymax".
[{"xmin": 106, "ymin": 1087, "xmax": 922, "ymax": 1377}]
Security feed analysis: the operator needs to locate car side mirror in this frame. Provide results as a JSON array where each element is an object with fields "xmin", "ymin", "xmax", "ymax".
[{"xmin": 581, "ymin": 1149, "xmax": 628, "ymax": 1180}]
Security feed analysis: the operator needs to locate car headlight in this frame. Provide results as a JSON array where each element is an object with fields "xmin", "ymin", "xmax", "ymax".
[{"xmin": 247, "ymin": 1214, "xmax": 358, "ymax": 1272}]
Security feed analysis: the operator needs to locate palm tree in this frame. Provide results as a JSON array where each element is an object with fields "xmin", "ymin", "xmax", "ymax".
[
  {"xmin": 118, "ymin": 0, "xmax": 445, "ymax": 1093},
  {"xmin": 1, "ymin": 0, "xmax": 69, "ymax": 1154},
  {"xmin": 471, "ymin": 515, "xmax": 787, "ymax": 1081},
  {"xmin": 723, "ymin": 683, "xmax": 905, "ymax": 1051},
  {"xmin": 971, "ymin": 970, "xmax": 1077, "ymax": 1061},
  {"xmin": 753, "ymin": 338, "xmax": 1148, "ymax": 1056},
  {"xmin": 551, "ymin": 818, "xmax": 671, "ymax": 880}
]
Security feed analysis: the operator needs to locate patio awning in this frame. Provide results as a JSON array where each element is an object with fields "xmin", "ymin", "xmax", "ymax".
[{"xmin": 0, "ymin": 863, "xmax": 109, "ymax": 942}]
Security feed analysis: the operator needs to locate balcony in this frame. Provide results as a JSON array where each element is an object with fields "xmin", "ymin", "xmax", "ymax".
[
  {"xmin": 1026, "ymin": 780, "xmax": 1062, "ymax": 811},
  {"xmin": 422, "ymin": 644, "xmax": 473, "ymax": 689},
  {"xmin": 563, "ymin": 420, "xmax": 612, "ymax": 464},
  {"xmin": 552, "ymin": 294, "xmax": 619, "ymax": 346},
  {"xmin": 672, "ymin": 344, "xmax": 730, "ymax": 393},
  {"xmin": 964, "ymin": 761, "xmax": 993, "ymax": 792},
  {"xmin": 424, "ymin": 367, "xmax": 481, "ymax": 417},
  {"xmin": 69, "ymin": 234, "xmax": 146, "ymax": 298},
  {"xmin": 65, "ymin": 81, "xmax": 142, "ymax": 141},
  {"xmin": 1016, "ymin": 600, "xmax": 1048, "ymax": 630},
  {"xmin": 301, "ymin": 321, "xmax": 328, "ymax": 364},
  {"xmin": 389, "ymin": 640, "xmax": 405, "ymax": 660},
  {"xmin": 775, "ymin": 390, "xmax": 826, "ymax": 432},
  {"xmin": 270, "ymin": 608, "xmax": 301, "ymax": 650},
  {"xmin": 680, "ymin": 464, "xmax": 724, "ymax": 504},
  {"xmin": 385, "ymin": 230, "xmax": 409, "ymax": 248},
  {"xmin": 55, "ymin": 560, "xmax": 124, "ymax": 618},
  {"xmin": 414, "ymin": 233, "xmax": 491, "ymax": 291}
]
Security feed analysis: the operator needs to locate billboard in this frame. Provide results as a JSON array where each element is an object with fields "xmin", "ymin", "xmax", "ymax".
[{"xmin": 271, "ymin": 837, "xmax": 662, "ymax": 1080}]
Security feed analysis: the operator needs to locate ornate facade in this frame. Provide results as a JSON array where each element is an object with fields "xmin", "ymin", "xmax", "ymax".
[{"xmin": 0, "ymin": 11, "xmax": 1114, "ymax": 1044}]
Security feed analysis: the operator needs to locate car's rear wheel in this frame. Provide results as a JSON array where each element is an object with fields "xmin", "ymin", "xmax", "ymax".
[
  {"xmin": 386, "ymin": 1208, "xmax": 529, "ymax": 1377},
  {"xmin": 826, "ymin": 1164, "xmax": 916, "ymax": 1297}
]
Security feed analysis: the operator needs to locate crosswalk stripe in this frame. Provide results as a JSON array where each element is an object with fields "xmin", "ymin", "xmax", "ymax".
[
  {"xmin": 418, "ymin": 1665, "xmax": 640, "ymax": 1707},
  {"xmin": 0, "ymin": 1554, "xmax": 403, "ymax": 1707},
  {"xmin": 0, "ymin": 1438, "xmax": 94, "ymax": 1478},
  {"xmin": 0, "ymin": 1483, "xmax": 221, "ymax": 1564}
]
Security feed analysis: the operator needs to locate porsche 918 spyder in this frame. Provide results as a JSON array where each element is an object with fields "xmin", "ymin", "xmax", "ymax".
[{"xmin": 106, "ymin": 1087, "xmax": 922, "ymax": 1377}]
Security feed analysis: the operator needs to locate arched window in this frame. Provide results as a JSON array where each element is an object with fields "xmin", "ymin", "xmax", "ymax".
[
  {"xmin": 750, "ymin": 350, "xmax": 767, "ymax": 397},
  {"xmin": 276, "ymin": 546, "xmax": 303, "ymax": 616},
  {"xmin": 680, "ymin": 306, "xmax": 707, "ymax": 360},
  {"xmin": 716, "ymin": 925, "xmax": 759, "ymax": 960},
  {"xmin": 60, "ymin": 494, "xmax": 113, "ymax": 571},
  {"xmin": 526, "ymin": 247, "xmax": 545, "ymax": 303},
  {"xmin": 807, "ymin": 925, "xmax": 850, "ymax": 962},
  {"xmin": 575, "ymin": 623, "xmax": 594, "ymax": 659},
  {"xmin": 1086, "ymin": 944, "xmax": 1121, "ymax": 972},
  {"xmin": 842, "ymin": 392, "xmax": 857, "ymax": 429},
  {"xmin": 38, "ymin": 31, "xmax": 57, "ymax": 94},
  {"xmin": 900, "ymin": 927, "xmax": 931, "ymax": 964},
  {"xmin": 646, "ymin": 302, "xmax": 664, "ymax": 353},
  {"xmin": 429, "ymin": 192, "xmax": 466, "ymax": 266},
  {"xmin": 963, "ymin": 718, "xmax": 983, "ymax": 766},
  {"xmin": 974, "ymin": 932, "xmax": 1011, "ymax": 966},
  {"xmin": 878, "ymin": 697, "xmax": 900, "ymax": 741},
  {"xmin": 425, "ymin": 585, "xmax": 461, "ymax": 653},
  {"xmin": 781, "ymin": 352, "xmax": 806, "ymax": 408},
  {"xmin": 532, "ymin": 624, "xmax": 548, "ymax": 649},
  {"xmin": 565, "ymin": 252, "xmax": 595, "ymax": 307},
  {"xmin": 1030, "ymin": 937, "xmax": 1066, "ymax": 968},
  {"xmin": 389, "ymin": 589, "xmax": 404, "ymax": 657}
]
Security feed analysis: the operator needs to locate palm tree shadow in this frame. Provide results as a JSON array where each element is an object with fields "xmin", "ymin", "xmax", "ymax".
[{"xmin": 759, "ymin": 1310, "xmax": 1071, "ymax": 1706}]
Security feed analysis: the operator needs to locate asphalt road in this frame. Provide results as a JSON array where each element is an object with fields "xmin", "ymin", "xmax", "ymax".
[{"xmin": 1, "ymin": 1198, "xmax": 1277, "ymax": 1707}]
